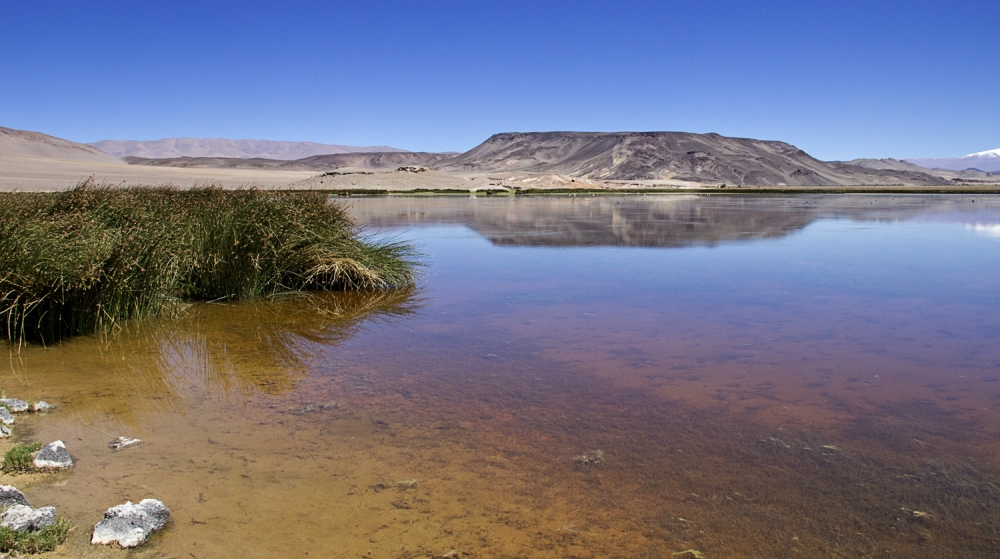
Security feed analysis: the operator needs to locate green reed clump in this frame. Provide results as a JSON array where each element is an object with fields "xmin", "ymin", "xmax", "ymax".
[
  {"xmin": 2, "ymin": 442, "xmax": 43, "ymax": 473},
  {"xmin": 0, "ymin": 183, "xmax": 416, "ymax": 343},
  {"xmin": 0, "ymin": 518, "xmax": 71, "ymax": 554}
]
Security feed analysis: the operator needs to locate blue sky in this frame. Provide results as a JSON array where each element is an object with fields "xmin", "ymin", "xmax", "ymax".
[{"xmin": 1, "ymin": 0, "xmax": 996, "ymax": 160}]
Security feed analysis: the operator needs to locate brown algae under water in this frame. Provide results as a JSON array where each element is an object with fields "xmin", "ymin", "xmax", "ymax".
[{"xmin": 3, "ymin": 194, "xmax": 1000, "ymax": 558}]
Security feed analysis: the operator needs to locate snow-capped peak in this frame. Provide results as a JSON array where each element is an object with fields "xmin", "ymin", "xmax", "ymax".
[{"xmin": 964, "ymin": 148, "xmax": 1000, "ymax": 158}]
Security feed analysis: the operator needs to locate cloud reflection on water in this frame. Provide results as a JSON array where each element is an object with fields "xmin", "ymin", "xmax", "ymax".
[{"xmin": 967, "ymin": 223, "xmax": 1000, "ymax": 238}]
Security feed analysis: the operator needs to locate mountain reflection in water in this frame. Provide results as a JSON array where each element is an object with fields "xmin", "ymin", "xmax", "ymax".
[{"xmin": 350, "ymin": 194, "xmax": 1000, "ymax": 247}]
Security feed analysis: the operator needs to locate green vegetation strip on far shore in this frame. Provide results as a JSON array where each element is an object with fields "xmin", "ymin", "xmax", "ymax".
[{"xmin": 0, "ymin": 183, "xmax": 417, "ymax": 343}]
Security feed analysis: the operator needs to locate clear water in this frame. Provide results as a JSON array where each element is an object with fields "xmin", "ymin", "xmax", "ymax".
[{"xmin": 4, "ymin": 194, "xmax": 1000, "ymax": 558}]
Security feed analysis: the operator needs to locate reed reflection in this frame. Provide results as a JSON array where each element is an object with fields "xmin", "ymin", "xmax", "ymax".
[
  {"xmin": 156, "ymin": 288, "xmax": 420, "ymax": 398},
  {"xmin": 4, "ymin": 288, "xmax": 421, "ymax": 430}
]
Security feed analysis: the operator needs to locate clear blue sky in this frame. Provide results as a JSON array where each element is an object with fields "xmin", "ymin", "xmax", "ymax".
[{"xmin": 1, "ymin": 0, "xmax": 996, "ymax": 160}]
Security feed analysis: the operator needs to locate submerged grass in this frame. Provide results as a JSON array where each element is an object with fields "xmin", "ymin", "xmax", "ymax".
[{"xmin": 0, "ymin": 183, "xmax": 417, "ymax": 343}]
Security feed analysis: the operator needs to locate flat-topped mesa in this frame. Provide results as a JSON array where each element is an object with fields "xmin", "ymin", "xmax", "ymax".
[{"xmin": 432, "ymin": 131, "xmax": 947, "ymax": 186}]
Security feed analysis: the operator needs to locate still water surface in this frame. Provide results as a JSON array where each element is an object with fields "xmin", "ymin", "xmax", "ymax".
[{"xmin": 4, "ymin": 194, "xmax": 1000, "ymax": 558}]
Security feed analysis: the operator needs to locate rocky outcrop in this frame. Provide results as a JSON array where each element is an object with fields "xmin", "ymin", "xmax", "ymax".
[
  {"xmin": 33, "ymin": 441, "xmax": 72, "ymax": 470},
  {"xmin": 91, "ymin": 499, "xmax": 170, "ymax": 548},
  {"xmin": 0, "ymin": 505, "xmax": 55, "ymax": 531},
  {"xmin": 0, "ymin": 408, "xmax": 14, "ymax": 426}
]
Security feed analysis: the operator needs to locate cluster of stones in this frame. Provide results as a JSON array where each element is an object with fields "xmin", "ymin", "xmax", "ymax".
[
  {"xmin": 0, "ymin": 399, "xmax": 65, "ymax": 543},
  {"xmin": 0, "ymin": 486, "xmax": 55, "ymax": 533},
  {"xmin": 0, "ymin": 393, "xmax": 168, "ymax": 548},
  {"xmin": 0, "ymin": 398, "xmax": 51, "ymax": 439}
]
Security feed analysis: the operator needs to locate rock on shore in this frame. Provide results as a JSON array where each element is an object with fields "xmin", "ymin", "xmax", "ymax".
[
  {"xmin": 0, "ymin": 399, "xmax": 29, "ymax": 413},
  {"xmin": 0, "ymin": 486, "xmax": 29, "ymax": 508},
  {"xmin": 33, "ymin": 440, "xmax": 73, "ymax": 470},
  {"xmin": 0, "ymin": 505, "xmax": 55, "ymax": 531},
  {"xmin": 32, "ymin": 401, "xmax": 53, "ymax": 412},
  {"xmin": 91, "ymin": 499, "xmax": 170, "ymax": 548}
]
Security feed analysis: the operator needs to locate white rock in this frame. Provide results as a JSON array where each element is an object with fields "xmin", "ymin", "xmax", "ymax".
[
  {"xmin": 91, "ymin": 499, "xmax": 170, "ymax": 548},
  {"xmin": 0, "ymin": 408, "xmax": 13, "ymax": 426},
  {"xmin": 0, "ymin": 425, "xmax": 10, "ymax": 438},
  {"xmin": 0, "ymin": 486, "xmax": 29, "ymax": 508},
  {"xmin": 33, "ymin": 440, "xmax": 73, "ymax": 470},
  {"xmin": 108, "ymin": 436, "xmax": 142, "ymax": 451},
  {"xmin": 0, "ymin": 399, "xmax": 29, "ymax": 413},
  {"xmin": 32, "ymin": 401, "xmax": 53, "ymax": 412},
  {"xmin": 0, "ymin": 505, "xmax": 55, "ymax": 531}
]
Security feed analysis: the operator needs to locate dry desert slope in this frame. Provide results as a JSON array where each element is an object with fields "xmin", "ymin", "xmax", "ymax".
[
  {"xmin": 0, "ymin": 126, "xmax": 123, "ymax": 164},
  {"xmin": 0, "ymin": 126, "xmax": 315, "ymax": 190}
]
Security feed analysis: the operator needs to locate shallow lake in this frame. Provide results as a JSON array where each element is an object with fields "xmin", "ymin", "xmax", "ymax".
[{"xmin": 4, "ymin": 194, "xmax": 1000, "ymax": 558}]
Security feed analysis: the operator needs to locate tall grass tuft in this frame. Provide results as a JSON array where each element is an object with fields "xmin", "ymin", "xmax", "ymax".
[
  {"xmin": 0, "ymin": 183, "xmax": 417, "ymax": 343},
  {"xmin": 2, "ymin": 442, "xmax": 43, "ymax": 473}
]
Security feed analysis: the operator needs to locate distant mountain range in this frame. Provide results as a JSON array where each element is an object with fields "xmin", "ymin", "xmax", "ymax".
[
  {"xmin": 844, "ymin": 157, "xmax": 997, "ymax": 182},
  {"xmin": 106, "ymin": 132, "xmax": 1000, "ymax": 186},
  {"xmin": 4, "ymin": 124, "xmax": 998, "ymax": 188},
  {"xmin": 904, "ymin": 149, "xmax": 1000, "ymax": 173},
  {"xmin": 90, "ymin": 138, "xmax": 406, "ymax": 160},
  {"xmin": 124, "ymin": 131, "xmax": 953, "ymax": 186},
  {"xmin": 123, "ymin": 151, "xmax": 454, "ymax": 171}
]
